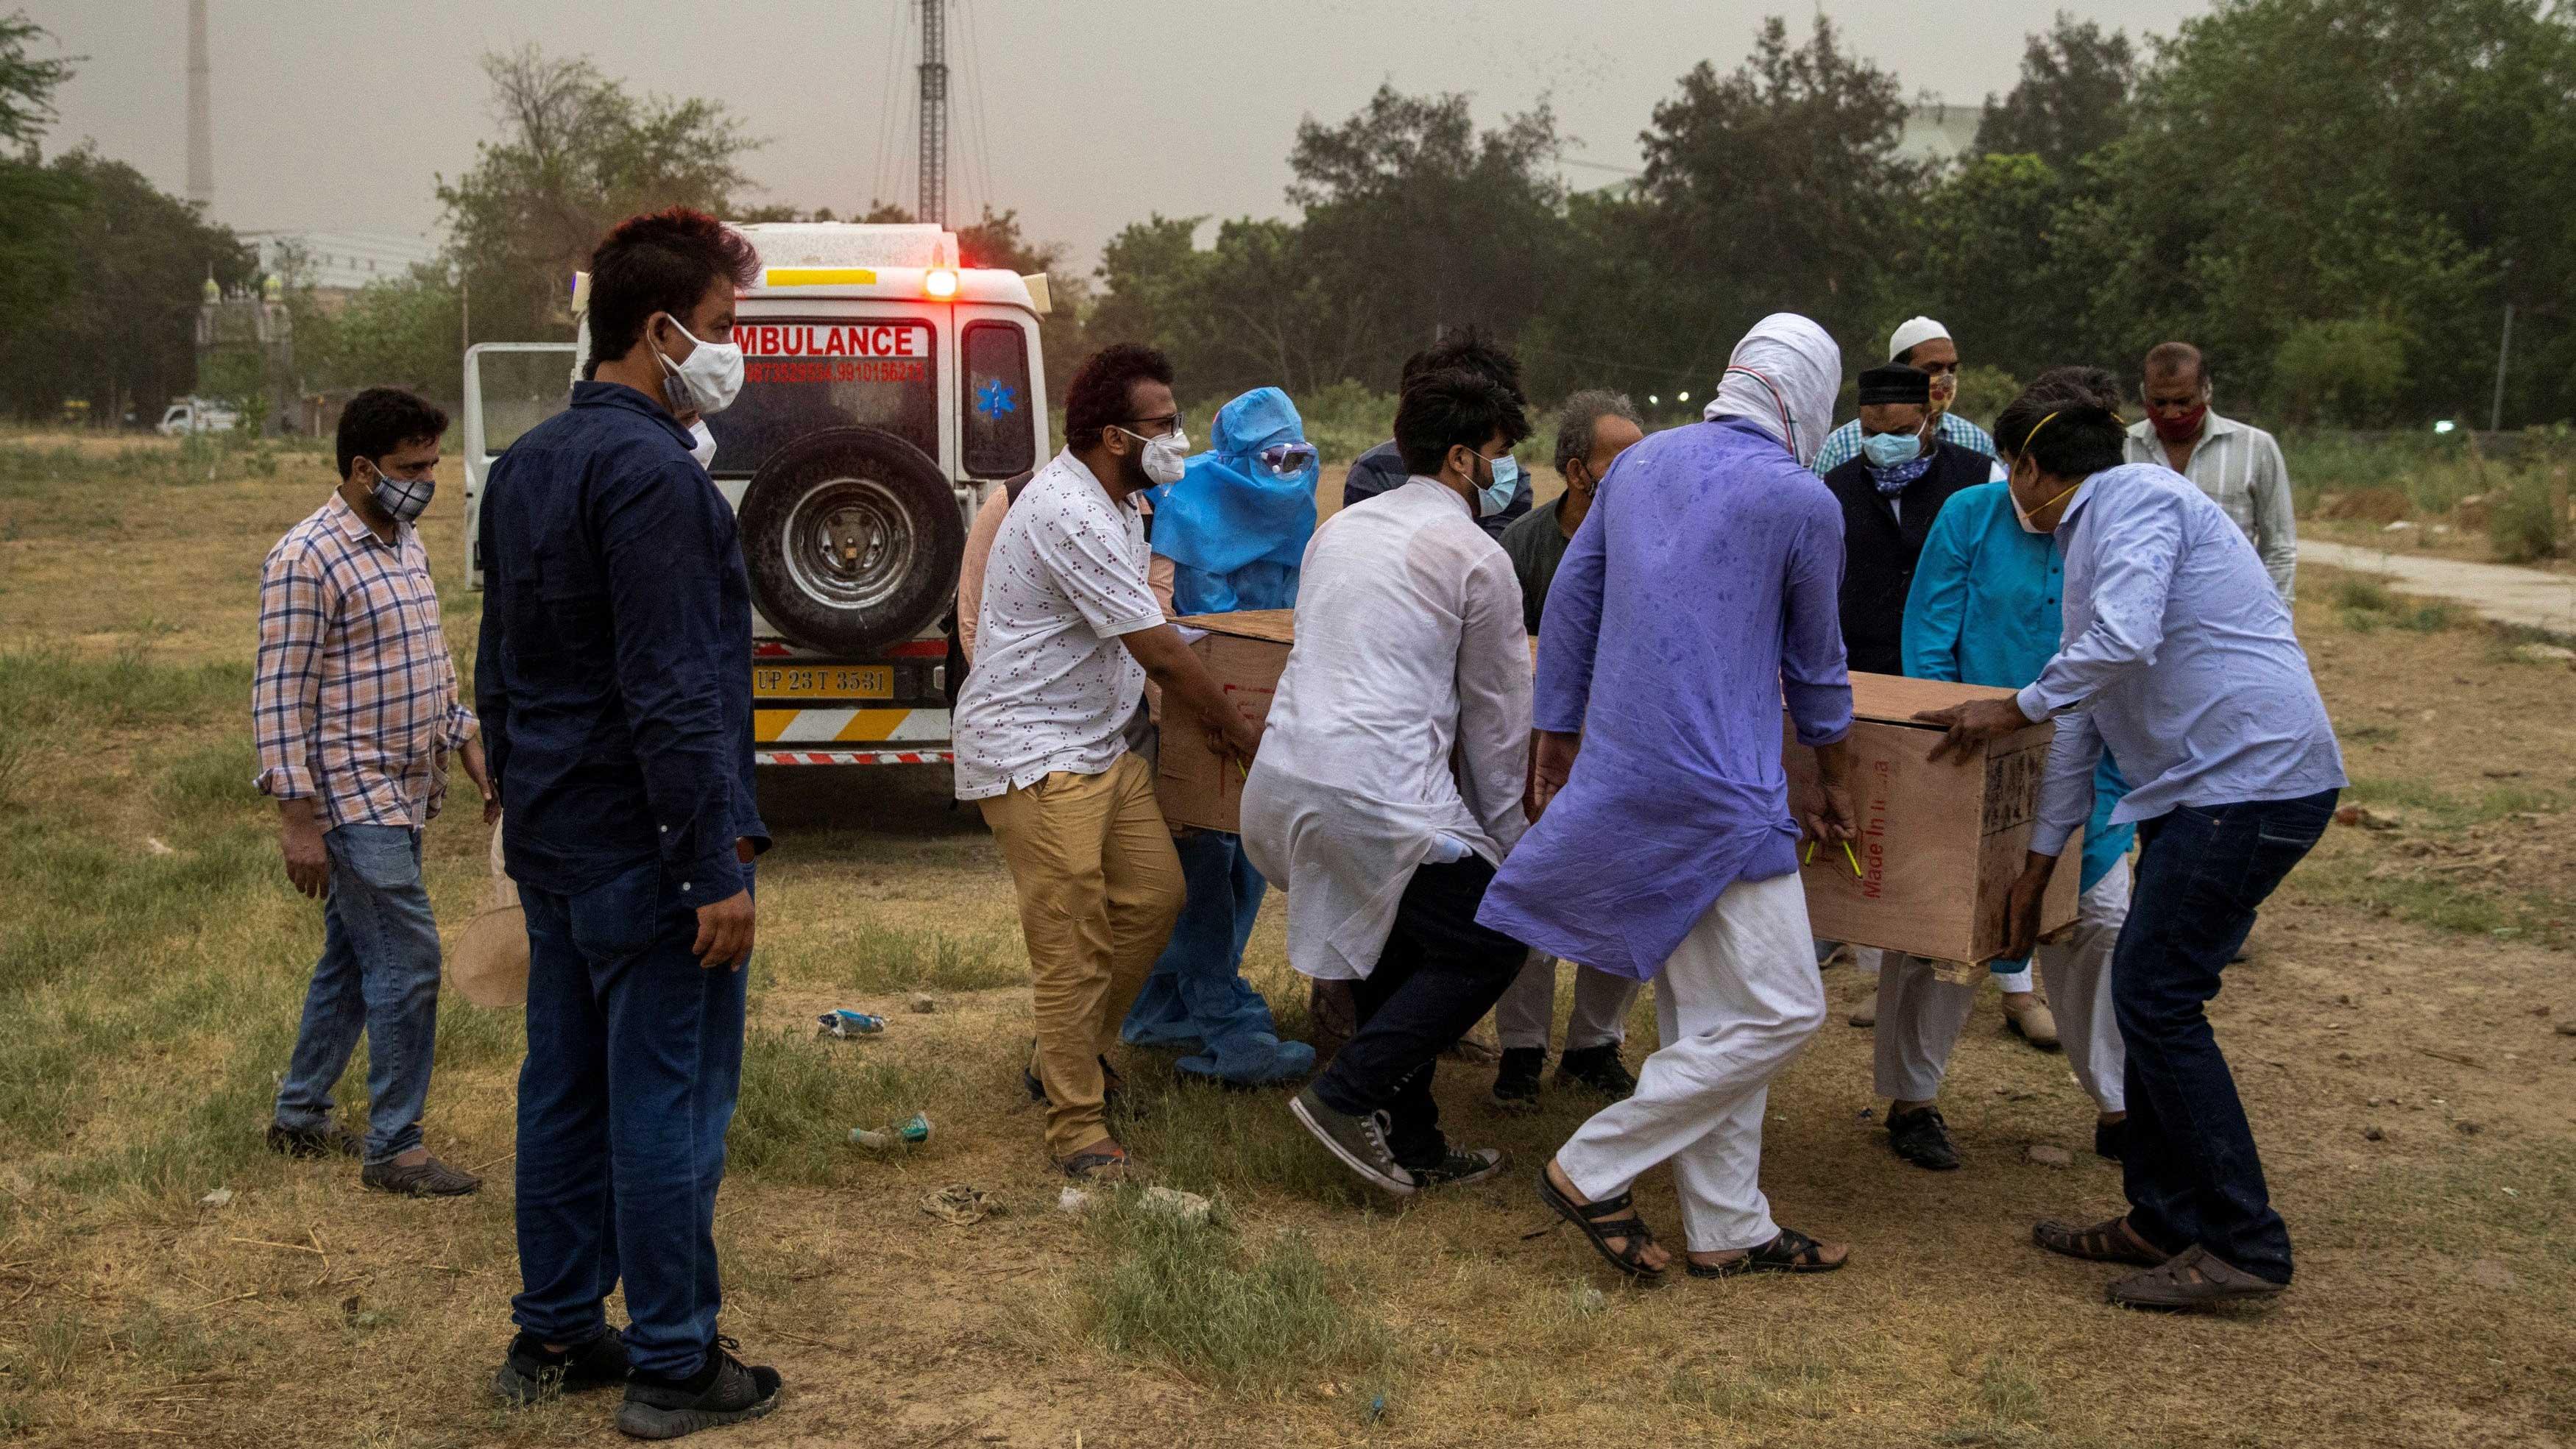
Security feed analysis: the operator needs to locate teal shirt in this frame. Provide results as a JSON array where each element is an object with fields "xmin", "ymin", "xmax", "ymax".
[{"xmin": 1900, "ymin": 481, "xmax": 2133, "ymax": 895}]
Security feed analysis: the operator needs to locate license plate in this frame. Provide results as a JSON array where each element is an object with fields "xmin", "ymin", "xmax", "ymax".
[{"xmin": 752, "ymin": 665, "xmax": 893, "ymax": 699}]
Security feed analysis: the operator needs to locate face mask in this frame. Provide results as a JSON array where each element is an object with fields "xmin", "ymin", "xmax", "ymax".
[
  {"xmin": 1927, "ymin": 370, "xmax": 1958, "ymax": 413},
  {"xmin": 2010, "ymin": 470, "xmax": 2083, "ymax": 534},
  {"xmin": 366, "ymin": 460, "xmax": 436, "ymax": 523},
  {"xmin": 1861, "ymin": 429, "xmax": 1925, "ymax": 469},
  {"xmin": 2150, "ymin": 401, "xmax": 2208, "ymax": 444},
  {"xmin": 1474, "ymin": 451, "xmax": 1520, "ymax": 518},
  {"xmin": 1118, "ymin": 425, "xmax": 1190, "ymax": 486},
  {"xmin": 687, "ymin": 419, "xmax": 718, "ymax": 471},
  {"xmin": 653, "ymin": 314, "xmax": 744, "ymax": 417}
]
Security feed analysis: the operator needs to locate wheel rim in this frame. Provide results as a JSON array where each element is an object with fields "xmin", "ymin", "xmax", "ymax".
[{"xmin": 779, "ymin": 474, "xmax": 917, "ymax": 614}]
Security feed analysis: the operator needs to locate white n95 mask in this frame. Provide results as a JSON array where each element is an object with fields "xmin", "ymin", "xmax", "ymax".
[{"xmin": 654, "ymin": 315, "xmax": 745, "ymax": 417}]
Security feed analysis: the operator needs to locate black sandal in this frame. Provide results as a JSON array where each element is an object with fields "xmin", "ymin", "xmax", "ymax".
[
  {"xmin": 1685, "ymin": 1227, "xmax": 1846, "ymax": 1278},
  {"xmin": 1534, "ymin": 1166, "xmax": 1666, "ymax": 1280},
  {"xmin": 2032, "ymin": 1215, "xmax": 2166, "ymax": 1266}
]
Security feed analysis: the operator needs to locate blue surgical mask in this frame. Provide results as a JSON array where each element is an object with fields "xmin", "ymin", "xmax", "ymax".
[
  {"xmin": 1477, "ymin": 452, "xmax": 1520, "ymax": 518},
  {"xmin": 1861, "ymin": 428, "xmax": 1925, "ymax": 468}
]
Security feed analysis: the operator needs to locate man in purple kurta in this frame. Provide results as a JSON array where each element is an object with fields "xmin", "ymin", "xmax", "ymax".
[{"xmin": 1482, "ymin": 313, "xmax": 1863, "ymax": 1280}]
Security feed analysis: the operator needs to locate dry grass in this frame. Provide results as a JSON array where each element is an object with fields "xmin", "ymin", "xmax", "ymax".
[{"xmin": 1, "ymin": 433, "xmax": 2572, "ymax": 1447}]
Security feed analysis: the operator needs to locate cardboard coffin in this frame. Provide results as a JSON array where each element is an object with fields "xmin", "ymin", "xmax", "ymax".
[
  {"xmin": 1155, "ymin": 610, "xmax": 1295, "ymax": 834},
  {"xmin": 1157, "ymin": 616, "xmax": 2079, "ymax": 965},
  {"xmin": 1786, "ymin": 672, "xmax": 2081, "ymax": 966}
]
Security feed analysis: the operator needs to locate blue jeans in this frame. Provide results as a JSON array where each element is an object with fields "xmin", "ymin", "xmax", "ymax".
[
  {"xmin": 272, "ymin": 824, "xmax": 442, "ymax": 1164},
  {"xmin": 1120, "ymin": 831, "xmax": 1309, "ymax": 1082},
  {"xmin": 511, "ymin": 858, "xmax": 749, "ymax": 1378},
  {"xmin": 2115, "ymin": 789, "xmax": 2337, "ymax": 1284}
]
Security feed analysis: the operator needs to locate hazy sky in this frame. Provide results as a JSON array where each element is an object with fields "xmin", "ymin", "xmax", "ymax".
[{"xmin": 35, "ymin": 0, "xmax": 2206, "ymax": 268}]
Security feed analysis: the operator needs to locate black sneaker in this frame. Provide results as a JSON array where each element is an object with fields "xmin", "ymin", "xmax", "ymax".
[
  {"xmin": 492, "ymin": 1328, "xmax": 631, "ymax": 1407},
  {"xmin": 615, "ymin": 1337, "xmax": 781, "ymax": 1440},
  {"xmin": 2094, "ymin": 1118, "xmax": 2128, "ymax": 1162},
  {"xmin": 1409, "ymin": 1145, "xmax": 1508, "ymax": 1188},
  {"xmin": 1886, "ymin": 1107, "xmax": 1961, "ymax": 1171},
  {"xmin": 1489, "ymin": 1048, "xmax": 1544, "ymax": 1113},
  {"xmin": 1289, "ymin": 1085, "xmax": 1415, "ymax": 1195},
  {"xmin": 1555, "ymin": 1044, "xmax": 1638, "ymax": 1099},
  {"xmin": 266, "ymin": 1120, "xmax": 362, "ymax": 1159}
]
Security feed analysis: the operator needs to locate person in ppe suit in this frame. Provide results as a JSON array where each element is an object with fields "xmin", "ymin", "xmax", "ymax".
[{"xmin": 1119, "ymin": 386, "xmax": 1322, "ymax": 1088}]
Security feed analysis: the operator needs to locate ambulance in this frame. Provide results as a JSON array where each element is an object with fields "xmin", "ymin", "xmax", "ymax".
[{"xmin": 461, "ymin": 222, "xmax": 1050, "ymax": 768}]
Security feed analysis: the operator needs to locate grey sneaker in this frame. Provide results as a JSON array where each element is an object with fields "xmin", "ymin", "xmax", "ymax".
[
  {"xmin": 1409, "ymin": 1146, "xmax": 1508, "ymax": 1189},
  {"xmin": 1289, "ymin": 1085, "xmax": 1415, "ymax": 1195},
  {"xmin": 359, "ymin": 1155, "xmax": 482, "ymax": 1197}
]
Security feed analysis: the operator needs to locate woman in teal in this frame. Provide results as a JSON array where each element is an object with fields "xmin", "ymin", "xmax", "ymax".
[
  {"xmin": 1119, "ymin": 387, "xmax": 1320, "ymax": 1087},
  {"xmin": 1892, "ymin": 368, "xmax": 2138, "ymax": 1167}
]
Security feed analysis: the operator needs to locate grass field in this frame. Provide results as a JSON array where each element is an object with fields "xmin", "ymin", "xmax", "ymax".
[{"xmin": 1, "ymin": 431, "xmax": 2572, "ymax": 1448}]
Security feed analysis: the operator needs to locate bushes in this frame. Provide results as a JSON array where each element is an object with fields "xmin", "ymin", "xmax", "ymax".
[{"xmin": 2488, "ymin": 468, "xmax": 2567, "ymax": 564}]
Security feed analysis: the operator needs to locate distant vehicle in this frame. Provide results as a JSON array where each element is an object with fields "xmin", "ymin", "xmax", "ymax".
[
  {"xmin": 462, "ymin": 222, "xmax": 1053, "ymax": 770},
  {"xmin": 155, "ymin": 398, "xmax": 241, "ymax": 436}
]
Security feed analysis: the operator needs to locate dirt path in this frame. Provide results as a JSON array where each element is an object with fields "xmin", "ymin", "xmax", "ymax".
[{"xmin": 2303, "ymin": 539, "xmax": 2576, "ymax": 635}]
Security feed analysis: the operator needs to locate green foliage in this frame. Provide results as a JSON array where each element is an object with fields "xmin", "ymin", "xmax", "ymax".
[
  {"xmin": 0, "ymin": 149, "xmax": 255, "ymax": 420},
  {"xmin": 436, "ymin": 46, "xmax": 762, "ymax": 352},
  {"xmin": 302, "ymin": 266, "xmax": 464, "ymax": 398},
  {"xmin": 1295, "ymin": 379, "xmax": 1398, "ymax": 464},
  {"xmin": 1950, "ymin": 365, "xmax": 2025, "ymax": 431},
  {"xmin": 0, "ymin": 10, "xmax": 74, "ymax": 149},
  {"xmin": 2272, "ymin": 317, "xmax": 2413, "ymax": 426},
  {"xmin": 1973, "ymin": 15, "xmax": 2138, "ymax": 168},
  {"xmin": 2488, "ymin": 467, "xmax": 2566, "ymax": 562}
]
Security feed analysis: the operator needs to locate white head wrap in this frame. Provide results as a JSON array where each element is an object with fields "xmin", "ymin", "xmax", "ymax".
[
  {"xmin": 1702, "ymin": 313, "xmax": 1841, "ymax": 468},
  {"xmin": 1887, "ymin": 315, "xmax": 1950, "ymax": 363}
]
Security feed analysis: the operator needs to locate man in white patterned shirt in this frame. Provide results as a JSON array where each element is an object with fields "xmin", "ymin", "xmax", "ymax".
[
  {"xmin": 952, "ymin": 344, "xmax": 1260, "ymax": 1180},
  {"xmin": 253, "ymin": 387, "xmax": 491, "ymax": 1197},
  {"xmin": 2126, "ymin": 341, "xmax": 2299, "ymax": 599}
]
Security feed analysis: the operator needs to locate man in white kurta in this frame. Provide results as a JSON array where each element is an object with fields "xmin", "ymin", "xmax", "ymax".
[{"xmin": 1241, "ymin": 367, "xmax": 1535, "ymax": 1197}]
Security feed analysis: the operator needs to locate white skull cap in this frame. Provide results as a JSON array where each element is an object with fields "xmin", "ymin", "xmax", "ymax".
[{"xmin": 1887, "ymin": 316, "xmax": 1951, "ymax": 362}]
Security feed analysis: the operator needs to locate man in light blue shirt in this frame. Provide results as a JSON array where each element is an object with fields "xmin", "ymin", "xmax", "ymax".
[
  {"xmin": 1891, "ymin": 366, "xmax": 2141, "ymax": 1173},
  {"xmin": 1917, "ymin": 393, "xmax": 2343, "ymax": 1313}
]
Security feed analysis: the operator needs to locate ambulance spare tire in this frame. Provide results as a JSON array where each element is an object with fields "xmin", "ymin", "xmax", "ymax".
[{"xmin": 737, "ymin": 426, "xmax": 963, "ymax": 656}]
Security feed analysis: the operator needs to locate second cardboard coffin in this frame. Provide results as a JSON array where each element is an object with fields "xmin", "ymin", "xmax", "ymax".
[
  {"xmin": 1158, "ymin": 615, "xmax": 2079, "ymax": 966},
  {"xmin": 1786, "ymin": 672, "xmax": 2081, "ymax": 966}
]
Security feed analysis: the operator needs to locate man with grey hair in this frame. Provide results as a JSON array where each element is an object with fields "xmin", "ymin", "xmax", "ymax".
[{"xmin": 1490, "ymin": 390, "xmax": 1647, "ymax": 1109}]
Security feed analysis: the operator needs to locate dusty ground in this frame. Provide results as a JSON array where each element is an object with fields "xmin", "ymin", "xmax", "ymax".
[{"xmin": 1, "ymin": 433, "xmax": 2572, "ymax": 1448}]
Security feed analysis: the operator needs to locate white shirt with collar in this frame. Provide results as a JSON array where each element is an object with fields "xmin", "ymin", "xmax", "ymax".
[
  {"xmin": 1239, "ymin": 476, "xmax": 1532, "ymax": 980},
  {"xmin": 2124, "ymin": 411, "xmax": 2297, "ymax": 599},
  {"xmin": 952, "ymin": 449, "xmax": 1163, "ymax": 800}
]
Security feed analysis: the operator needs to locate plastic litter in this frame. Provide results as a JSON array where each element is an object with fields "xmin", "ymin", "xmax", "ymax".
[
  {"xmin": 919, "ymin": 1183, "xmax": 997, "ymax": 1227},
  {"xmin": 816, "ymin": 1009, "xmax": 886, "ymax": 1039},
  {"xmin": 849, "ymin": 1112, "xmax": 933, "ymax": 1151},
  {"xmin": 199, "ymin": 1187, "xmax": 233, "ymax": 1208},
  {"xmin": 1140, "ymin": 1185, "xmax": 1213, "ymax": 1225},
  {"xmin": 1057, "ymin": 1186, "xmax": 1094, "ymax": 1216}
]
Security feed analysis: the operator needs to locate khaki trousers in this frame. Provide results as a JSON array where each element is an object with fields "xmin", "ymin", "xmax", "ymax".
[{"xmin": 979, "ymin": 754, "xmax": 1185, "ymax": 1158}]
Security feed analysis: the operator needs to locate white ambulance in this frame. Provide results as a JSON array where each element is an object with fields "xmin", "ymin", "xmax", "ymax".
[{"xmin": 461, "ymin": 222, "xmax": 1050, "ymax": 768}]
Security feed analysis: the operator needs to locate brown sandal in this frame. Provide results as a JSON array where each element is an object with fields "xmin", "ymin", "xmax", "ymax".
[
  {"xmin": 2107, "ymin": 1244, "xmax": 2285, "ymax": 1310},
  {"xmin": 2033, "ymin": 1215, "xmax": 2167, "ymax": 1266}
]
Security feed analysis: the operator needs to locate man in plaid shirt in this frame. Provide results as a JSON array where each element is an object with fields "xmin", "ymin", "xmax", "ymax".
[
  {"xmin": 1808, "ymin": 316, "xmax": 1999, "ymax": 477},
  {"xmin": 254, "ymin": 386, "xmax": 491, "ymax": 1197}
]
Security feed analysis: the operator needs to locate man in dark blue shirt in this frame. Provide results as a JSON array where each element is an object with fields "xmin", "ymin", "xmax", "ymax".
[
  {"xmin": 476, "ymin": 208, "xmax": 782, "ymax": 1438},
  {"xmin": 1337, "ymin": 331, "xmax": 1534, "ymax": 539}
]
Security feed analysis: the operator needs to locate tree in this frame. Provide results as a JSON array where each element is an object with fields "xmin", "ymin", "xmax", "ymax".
[
  {"xmin": 1624, "ymin": 17, "xmax": 1923, "ymax": 377},
  {"xmin": 0, "ymin": 148, "xmax": 252, "ymax": 419},
  {"xmin": 1909, "ymin": 152, "xmax": 2098, "ymax": 386},
  {"xmin": 0, "ymin": 13, "xmax": 85, "ymax": 410},
  {"xmin": 1284, "ymin": 86, "xmax": 1569, "ymax": 390},
  {"xmin": 952, "ymin": 207, "xmax": 1089, "ymax": 402},
  {"xmin": 1975, "ymin": 14, "xmax": 2137, "ymax": 168},
  {"xmin": 435, "ymin": 46, "xmax": 763, "ymax": 348},
  {"xmin": 2081, "ymin": 0, "xmax": 2575, "ymax": 420}
]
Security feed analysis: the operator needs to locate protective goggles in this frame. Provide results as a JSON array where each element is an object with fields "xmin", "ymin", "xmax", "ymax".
[{"xmin": 1255, "ymin": 442, "xmax": 1318, "ymax": 477}]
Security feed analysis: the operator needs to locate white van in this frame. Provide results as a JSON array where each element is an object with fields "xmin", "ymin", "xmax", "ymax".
[
  {"xmin": 156, "ymin": 398, "xmax": 241, "ymax": 436},
  {"xmin": 462, "ymin": 222, "xmax": 1051, "ymax": 768}
]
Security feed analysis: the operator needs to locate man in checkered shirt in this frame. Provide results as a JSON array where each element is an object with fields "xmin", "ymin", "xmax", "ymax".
[{"xmin": 253, "ymin": 386, "xmax": 491, "ymax": 1197}]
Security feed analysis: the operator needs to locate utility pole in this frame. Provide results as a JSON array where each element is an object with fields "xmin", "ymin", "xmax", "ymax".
[
  {"xmin": 2490, "ymin": 258, "xmax": 2514, "ymax": 433},
  {"xmin": 916, "ymin": 0, "xmax": 949, "ymax": 227}
]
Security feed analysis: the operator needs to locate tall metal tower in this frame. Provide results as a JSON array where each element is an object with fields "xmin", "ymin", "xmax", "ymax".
[
  {"xmin": 916, "ymin": 0, "xmax": 949, "ymax": 227},
  {"xmin": 186, "ymin": 0, "xmax": 214, "ymax": 209}
]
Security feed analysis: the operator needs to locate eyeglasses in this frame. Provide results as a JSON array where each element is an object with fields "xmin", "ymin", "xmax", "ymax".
[
  {"xmin": 1119, "ymin": 411, "xmax": 1183, "ymax": 438},
  {"xmin": 1255, "ymin": 442, "xmax": 1317, "ymax": 477}
]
